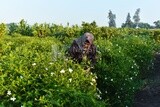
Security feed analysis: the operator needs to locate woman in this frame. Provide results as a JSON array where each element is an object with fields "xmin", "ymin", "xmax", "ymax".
[{"xmin": 68, "ymin": 32, "xmax": 97, "ymax": 65}]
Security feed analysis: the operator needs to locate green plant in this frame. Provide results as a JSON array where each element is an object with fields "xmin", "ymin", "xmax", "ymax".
[{"xmin": 0, "ymin": 36, "xmax": 105, "ymax": 107}]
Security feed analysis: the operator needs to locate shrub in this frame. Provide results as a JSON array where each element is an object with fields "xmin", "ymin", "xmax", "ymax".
[
  {"xmin": 0, "ymin": 36, "xmax": 105, "ymax": 107},
  {"xmin": 93, "ymin": 35, "xmax": 157, "ymax": 107}
]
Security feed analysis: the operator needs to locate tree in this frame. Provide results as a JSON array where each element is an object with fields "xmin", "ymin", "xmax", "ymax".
[
  {"xmin": 122, "ymin": 13, "xmax": 134, "ymax": 28},
  {"xmin": 133, "ymin": 8, "xmax": 140, "ymax": 28},
  {"xmin": 18, "ymin": 19, "xmax": 33, "ymax": 36},
  {"xmin": 7, "ymin": 23, "xmax": 18, "ymax": 35},
  {"xmin": 138, "ymin": 22, "xmax": 151, "ymax": 29},
  {"xmin": 108, "ymin": 10, "xmax": 116, "ymax": 27},
  {"xmin": 154, "ymin": 20, "xmax": 160, "ymax": 28},
  {"xmin": 32, "ymin": 23, "xmax": 51, "ymax": 37}
]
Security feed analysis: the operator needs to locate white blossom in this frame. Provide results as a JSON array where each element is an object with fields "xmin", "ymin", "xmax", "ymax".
[
  {"xmin": 32, "ymin": 63, "xmax": 36, "ymax": 66},
  {"xmin": 96, "ymin": 94, "xmax": 102, "ymax": 99},
  {"xmin": 10, "ymin": 96, "xmax": 16, "ymax": 101},
  {"xmin": 60, "ymin": 69, "xmax": 65, "ymax": 73},
  {"xmin": 51, "ymin": 72, "xmax": 54, "ymax": 76},
  {"xmin": 111, "ymin": 79, "xmax": 113, "ymax": 81},
  {"xmin": 45, "ymin": 68, "xmax": 48, "ymax": 70},
  {"xmin": 7, "ymin": 90, "xmax": 11, "ymax": 95},
  {"xmin": 90, "ymin": 82, "xmax": 94, "ymax": 85},
  {"xmin": 49, "ymin": 62, "xmax": 53, "ymax": 65},
  {"xmin": 69, "ymin": 68, "xmax": 73, "ymax": 73},
  {"xmin": 92, "ymin": 78, "xmax": 96, "ymax": 82},
  {"xmin": 69, "ymin": 78, "xmax": 72, "ymax": 82},
  {"xmin": 20, "ymin": 76, "xmax": 23, "ymax": 79}
]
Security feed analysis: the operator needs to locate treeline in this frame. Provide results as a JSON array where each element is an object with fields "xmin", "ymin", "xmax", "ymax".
[
  {"xmin": 0, "ymin": 19, "xmax": 160, "ymax": 43},
  {"xmin": 3, "ymin": 20, "xmax": 160, "ymax": 41},
  {"xmin": 108, "ymin": 8, "xmax": 160, "ymax": 28}
]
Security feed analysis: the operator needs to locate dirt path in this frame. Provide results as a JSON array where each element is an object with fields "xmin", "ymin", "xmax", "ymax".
[{"xmin": 133, "ymin": 53, "xmax": 160, "ymax": 107}]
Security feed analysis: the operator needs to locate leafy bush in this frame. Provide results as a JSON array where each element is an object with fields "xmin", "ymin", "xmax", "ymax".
[
  {"xmin": 93, "ymin": 35, "xmax": 158, "ymax": 107},
  {"xmin": 1, "ymin": 25, "xmax": 160, "ymax": 107},
  {"xmin": 0, "ymin": 23, "xmax": 6, "ymax": 57},
  {"xmin": 111, "ymin": 35, "xmax": 157, "ymax": 78},
  {"xmin": 0, "ymin": 36, "xmax": 105, "ymax": 107},
  {"xmin": 0, "ymin": 23, "xmax": 6, "ymax": 38}
]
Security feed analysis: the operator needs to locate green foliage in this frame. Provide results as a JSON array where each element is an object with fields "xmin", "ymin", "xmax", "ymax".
[
  {"xmin": 81, "ymin": 21, "xmax": 100, "ymax": 38},
  {"xmin": 2, "ymin": 23, "xmax": 160, "ymax": 107},
  {"xmin": 154, "ymin": 20, "xmax": 160, "ymax": 28},
  {"xmin": 32, "ymin": 23, "xmax": 51, "ymax": 37},
  {"xmin": 8, "ymin": 23, "xmax": 19, "ymax": 35},
  {"xmin": 0, "ymin": 23, "xmax": 6, "ymax": 56},
  {"xmin": 0, "ymin": 23, "xmax": 6, "ymax": 38},
  {"xmin": 0, "ymin": 36, "xmax": 105, "ymax": 107},
  {"xmin": 8, "ymin": 19, "xmax": 33, "ymax": 36},
  {"xmin": 138, "ymin": 22, "xmax": 151, "ymax": 29},
  {"xmin": 94, "ymin": 35, "xmax": 158, "ymax": 107}
]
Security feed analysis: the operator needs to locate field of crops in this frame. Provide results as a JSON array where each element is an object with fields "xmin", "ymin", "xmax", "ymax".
[{"xmin": 1, "ymin": 22, "xmax": 160, "ymax": 107}]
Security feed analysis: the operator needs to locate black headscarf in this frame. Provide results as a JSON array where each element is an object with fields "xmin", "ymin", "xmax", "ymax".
[{"xmin": 68, "ymin": 32, "xmax": 96, "ymax": 64}]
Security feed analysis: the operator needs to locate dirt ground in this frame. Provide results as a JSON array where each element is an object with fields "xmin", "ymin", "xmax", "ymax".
[{"xmin": 133, "ymin": 53, "xmax": 160, "ymax": 107}]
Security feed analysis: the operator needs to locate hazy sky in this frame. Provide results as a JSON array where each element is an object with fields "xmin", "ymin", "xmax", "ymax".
[{"xmin": 0, "ymin": 0, "xmax": 159, "ymax": 27}]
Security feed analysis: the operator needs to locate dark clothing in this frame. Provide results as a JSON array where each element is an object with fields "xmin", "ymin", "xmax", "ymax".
[{"xmin": 68, "ymin": 40, "xmax": 97, "ymax": 64}]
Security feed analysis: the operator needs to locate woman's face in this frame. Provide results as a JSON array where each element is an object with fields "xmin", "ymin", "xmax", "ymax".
[{"xmin": 83, "ymin": 40, "xmax": 90, "ymax": 53}]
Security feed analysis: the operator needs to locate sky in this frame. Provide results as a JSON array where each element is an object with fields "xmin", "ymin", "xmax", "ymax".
[{"xmin": 0, "ymin": 0, "xmax": 160, "ymax": 27}]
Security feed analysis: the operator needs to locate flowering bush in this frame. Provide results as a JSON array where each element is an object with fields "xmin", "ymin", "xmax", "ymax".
[
  {"xmin": 0, "ymin": 36, "xmax": 105, "ymax": 107},
  {"xmin": 93, "ymin": 35, "xmax": 158, "ymax": 107},
  {"xmin": 1, "ymin": 29, "xmax": 160, "ymax": 107}
]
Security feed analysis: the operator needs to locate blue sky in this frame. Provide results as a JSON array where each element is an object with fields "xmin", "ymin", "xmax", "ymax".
[{"xmin": 0, "ymin": 0, "xmax": 159, "ymax": 27}]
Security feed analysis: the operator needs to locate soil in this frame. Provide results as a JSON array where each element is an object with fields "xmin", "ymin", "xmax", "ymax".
[{"xmin": 133, "ymin": 53, "xmax": 160, "ymax": 107}]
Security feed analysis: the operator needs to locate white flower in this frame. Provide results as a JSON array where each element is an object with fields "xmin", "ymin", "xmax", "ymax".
[
  {"xmin": 45, "ymin": 68, "xmax": 48, "ymax": 70},
  {"xmin": 60, "ymin": 69, "xmax": 65, "ymax": 73},
  {"xmin": 96, "ymin": 94, "xmax": 102, "ymax": 99},
  {"xmin": 95, "ymin": 75, "xmax": 98, "ymax": 79},
  {"xmin": 90, "ymin": 82, "xmax": 94, "ymax": 85},
  {"xmin": 69, "ymin": 68, "xmax": 73, "ymax": 73},
  {"xmin": 69, "ymin": 78, "xmax": 72, "ymax": 82},
  {"xmin": 92, "ymin": 78, "xmax": 96, "ymax": 82},
  {"xmin": 51, "ymin": 72, "xmax": 54, "ymax": 76},
  {"xmin": 32, "ymin": 63, "xmax": 36, "ymax": 66},
  {"xmin": 7, "ymin": 90, "xmax": 11, "ymax": 95},
  {"xmin": 10, "ymin": 96, "xmax": 16, "ymax": 101},
  {"xmin": 111, "ymin": 79, "xmax": 113, "ymax": 81},
  {"xmin": 20, "ymin": 76, "xmax": 23, "ymax": 79},
  {"xmin": 65, "ymin": 58, "xmax": 69, "ymax": 61},
  {"xmin": 49, "ymin": 62, "xmax": 53, "ymax": 65}
]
